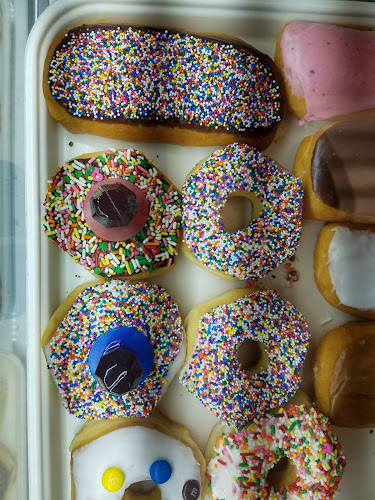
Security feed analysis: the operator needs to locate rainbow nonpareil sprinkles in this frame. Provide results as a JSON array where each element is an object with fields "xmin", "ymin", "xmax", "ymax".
[
  {"xmin": 42, "ymin": 149, "xmax": 181, "ymax": 277},
  {"xmin": 182, "ymin": 143, "xmax": 303, "ymax": 280},
  {"xmin": 207, "ymin": 404, "xmax": 346, "ymax": 499},
  {"xmin": 179, "ymin": 290, "xmax": 310, "ymax": 428},
  {"xmin": 47, "ymin": 25, "xmax": 282, "ymax": 132},
  {"xmin": 44, "ymin": 280, "xmax": 184, "ymax": 419}
]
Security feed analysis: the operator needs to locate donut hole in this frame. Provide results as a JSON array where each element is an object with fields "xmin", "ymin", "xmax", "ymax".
[
  {"xmin": 123, "ymin": 480, "xmax": 160, "ymax": 499},
  {"xmin": 220, "ymin": 192, "xmax": 263, "ymax": 234},
  {"xmin": 236, "ymin": 339, "xmax": 269, "ymax": 376},
  {"xmin": 267, "ymin": 456, "xmax": 298, "ymax": 488}
]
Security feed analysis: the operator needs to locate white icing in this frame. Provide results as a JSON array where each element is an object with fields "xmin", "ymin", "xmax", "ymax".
[
  {"xmin": 328, "ymin": 226, "xmax": 375, "ymax": 310},
  {"xmin": 72, "ymin": 426, "xmax": 201, "ymax": 500}
]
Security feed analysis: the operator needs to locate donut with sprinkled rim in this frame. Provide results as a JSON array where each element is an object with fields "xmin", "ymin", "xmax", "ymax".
[
  {"xmin": 179, "ymin": 288, "xmax": 310, "ymax": 428},
  {"xmin": 205, "ymin": 392, "xmax": 346, "ymax": 500},
  {"xmin": 70, "ymin": 412, "xmax": 205, "ymax": 500},
  {"xmin": 42, "ymin": 148, "xmax": 182, "ymax": 279},
  {"xmin": 43, "ymin": 23, "xmax": 285, "ymax": 149},
  {"xmin": 41, "ymin": 280, "xmax": 185, "ymax": 419},
  {"xmin": 181, "ymin": 143, "xmax": 303, "ymax": 281}
]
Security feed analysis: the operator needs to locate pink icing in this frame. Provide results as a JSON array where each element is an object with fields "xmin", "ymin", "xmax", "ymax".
[{"xmin": 280, "ymin": 21, "xmax": 375, "ymax": 123}]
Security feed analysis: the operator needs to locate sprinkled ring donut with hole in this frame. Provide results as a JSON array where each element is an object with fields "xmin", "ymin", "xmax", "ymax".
[
  {"xmin": 42, "ymin": 148, "xmax": 182, "ymax": 278},
  {"xmin": 181, "ymin": 143, "xmax": 303, "ymax": 280},
  {"xmin": 205, "ymin": 398, "xmax": 346, "ymax": 499},
  {"xmin": 179, "ymin": 288, "xmax": 310, "ymax": 428}
]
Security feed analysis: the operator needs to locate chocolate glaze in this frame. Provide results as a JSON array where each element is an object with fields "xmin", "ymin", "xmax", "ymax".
[
  {"xmin": 311, "ymin": 120, "xmax": 375, "ymax": 217},
  {"xmin": 49, "ymin": 23, "xmax": 285, "ymax": 138}
]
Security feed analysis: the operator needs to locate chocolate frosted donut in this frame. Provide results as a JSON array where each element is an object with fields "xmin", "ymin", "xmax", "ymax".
[
  {"xmin": 43, "ymin": 23, "xmax": 285, "ymax": 149},
  {"xmin": 294, "ymin": 119, "xmax": 375, "ymax": 224}
]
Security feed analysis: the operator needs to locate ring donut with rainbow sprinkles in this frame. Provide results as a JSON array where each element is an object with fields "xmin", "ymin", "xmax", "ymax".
[
  {"xmin": 179, "ymin": 288, "xmax": 310, "ymax": 428},
  {"xmin": 205, "ymin": 393, "xmax": 346, "ymax": 499},
  {"xmin": 41, "ymin": 280, "xmax": 185, "ymax": 419},
  {"xmin": 181, "ymin": 143, "xmax": 303, "ymax": 281},
  {"xmin": 42, "ymin": 148, "xmax": 182, "ymax": 279},
  {"xmin": 43, "ymin": 23, "xmax": 285, "ymax": 149}
]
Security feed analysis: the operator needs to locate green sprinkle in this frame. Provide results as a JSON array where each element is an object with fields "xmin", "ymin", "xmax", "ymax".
[{"xmin": 99, "ymin": 242, "xmax": 108, "ymax": 251}]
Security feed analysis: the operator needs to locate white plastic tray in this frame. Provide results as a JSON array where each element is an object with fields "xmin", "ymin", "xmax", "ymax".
[{"xmin": 26, "ymin": 1, "xmax": 375, "ymax": 498}]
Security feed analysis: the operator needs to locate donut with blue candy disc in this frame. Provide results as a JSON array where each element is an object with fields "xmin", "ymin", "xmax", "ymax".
[{"xmin": 41, "ymin": 280, "xmax": 185, "ymax": 419}]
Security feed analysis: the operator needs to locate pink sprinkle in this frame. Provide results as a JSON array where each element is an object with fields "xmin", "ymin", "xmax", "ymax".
[
  {"xmin": 137, "ymin": 165, "xmax": 149, "ymax": 176},
  {"xmin": 322, "ymin": 442, "xmax": 333, "ymax": 454},
  {"xmin": 88, "ymin": 156, "xmax": 96, "ymax": 165},
  {"xmin": 91, "ymin": 167, "xmax": 103, "ymax": 182}
]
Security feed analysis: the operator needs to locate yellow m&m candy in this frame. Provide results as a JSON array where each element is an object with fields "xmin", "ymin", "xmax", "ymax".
[{"xmin": 102, "ymin": 467, "xmax": 125, "ymax": 492}]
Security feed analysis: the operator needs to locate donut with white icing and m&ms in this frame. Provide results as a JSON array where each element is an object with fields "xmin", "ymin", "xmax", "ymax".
[{"xmin": 70, "ymin": 412, "xmax": 205, "ymax": 500}]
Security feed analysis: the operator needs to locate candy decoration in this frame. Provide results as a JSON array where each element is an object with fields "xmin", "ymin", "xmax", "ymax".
[
  {"xmin": 102, "ymin": 467, "xmax": 125, "ymax": 493},
  {"xmin": 149, "ymin": 460, "xmax": 172, "ymax": 485}
]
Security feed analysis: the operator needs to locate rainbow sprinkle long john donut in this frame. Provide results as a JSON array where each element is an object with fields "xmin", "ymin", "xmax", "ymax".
[
  {"xmin": 42, "ymin": 148, "xmax": 181, "ymax": 279},
  {"xmin": 182, "ymin": 143, "xmax": 303, "ymax": 280},
  {"xmin": 206, "ymin": 402, "xmax": 346, "ymax": 499},
  {"xmin": 43, "ymin": 24, "xmax": 285, "ymax": 149},
  {"xmin": 179, "ymin": 288, "xmax": 310, "ymax": 428},
  {"xmin": 70, "ymin": 412, "xmax": 205, "ymax": 500},
  {"xmin": 42, "ymin": 280, "xmax": 185, "ymax": 419}
]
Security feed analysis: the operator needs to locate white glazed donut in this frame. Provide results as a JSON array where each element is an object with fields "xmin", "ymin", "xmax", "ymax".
[
  {"xmin": 313, "ymin": 222, "xmax": 375, "ymax": 319},
  {"xmin": 70, "ymin": 412, "xmax": 205, "ymax": 500}
]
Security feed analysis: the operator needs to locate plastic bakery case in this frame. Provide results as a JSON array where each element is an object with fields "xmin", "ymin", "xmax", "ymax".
[{"xmin": 12, "ymin": 0, "xmax": 375, "ymax": 499}]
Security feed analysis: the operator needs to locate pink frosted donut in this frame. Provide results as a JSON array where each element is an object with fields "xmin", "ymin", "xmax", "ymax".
[{"xmin": 277, "ymin": 21, "xmax": 375, "ymax": 122}]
